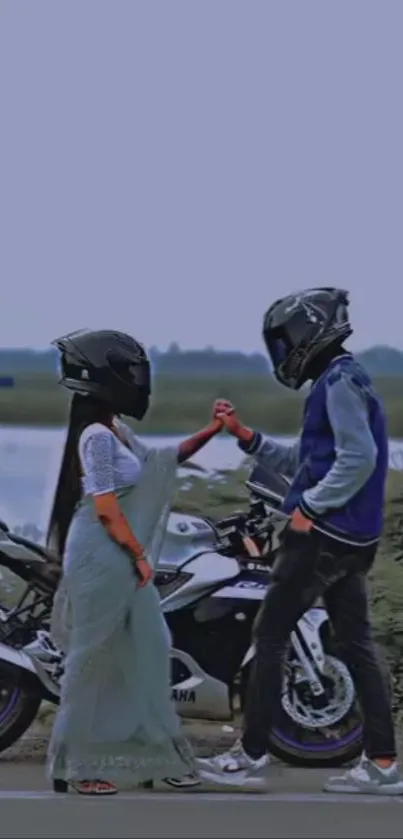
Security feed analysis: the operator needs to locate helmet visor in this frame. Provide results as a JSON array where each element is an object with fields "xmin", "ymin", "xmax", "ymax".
[
  {"xmin": 264, "ymin": 308, "xmax": 319, "ymax": 362},
  {"xmin": 107, "ymin": 354, "xmax": 151, "ymax": 393},
  {"xmin": 264, "ymin": 333, "xmax": 290, "ymax": 369}
]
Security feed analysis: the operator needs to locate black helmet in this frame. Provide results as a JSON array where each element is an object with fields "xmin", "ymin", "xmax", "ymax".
[
  {"xmin": 262, "ymin": 287, "xmax": 353, "ymax": 390},
  {"xmin": 52, "ymin": 329, "xmax": 151, "ymax": 420}
]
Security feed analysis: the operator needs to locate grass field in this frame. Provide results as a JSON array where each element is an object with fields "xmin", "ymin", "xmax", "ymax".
[{"xmin": 1, "ymin": 372, "xmax": 403, "ymax": 436}]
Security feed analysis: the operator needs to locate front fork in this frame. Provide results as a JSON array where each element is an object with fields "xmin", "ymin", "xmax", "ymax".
[
  {"xmin": 289, "ymin": 609, "xmax": 328, "ymax": 696},
  {"xmin": 241, "ymin": 607, "xmax": 329, "ymax": 695}
]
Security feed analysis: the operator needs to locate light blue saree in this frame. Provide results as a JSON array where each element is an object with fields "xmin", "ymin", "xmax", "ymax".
[{"xmin": 47, "ymin": 436, "xmax": 195, "ymax": 786}]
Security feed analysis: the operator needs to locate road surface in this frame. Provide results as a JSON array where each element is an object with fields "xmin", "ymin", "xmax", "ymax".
[{"xmin": 0, "ymin": 763, "xmax": 402, "ymax": 839}]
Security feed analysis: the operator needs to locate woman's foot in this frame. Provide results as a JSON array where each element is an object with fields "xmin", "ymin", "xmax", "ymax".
[
  {"xmin": 53, "ymin": 779, "xmax": 117, "ymax": 795},
  {"xmin": 75, "ymin": 781, "xmax": 117, "ymax": 795}
]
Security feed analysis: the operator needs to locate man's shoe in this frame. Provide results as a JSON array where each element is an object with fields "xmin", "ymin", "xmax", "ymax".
[
  {"xmin": 324, "ymin": 754, "xmax": 403, "ymax": 796},
  {"xmin": 196, "ymin": 740, "xmax": 269, "ymax": 790}
]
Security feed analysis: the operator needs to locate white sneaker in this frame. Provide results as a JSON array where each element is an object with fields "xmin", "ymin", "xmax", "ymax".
[
  {"xmin": 324, "ymin": 754, "xmax": 403, "ymax": 796},
  {"xmin": 141, "ymin": 774, "xmax": 201, "ymax": 791},
  {"xmin": 163, "ymin": 774, "xmax": 201, "ymax": 789},
  {"xmin": 196, "ymin": 740, "xmax": 269, "ymax": 789}
]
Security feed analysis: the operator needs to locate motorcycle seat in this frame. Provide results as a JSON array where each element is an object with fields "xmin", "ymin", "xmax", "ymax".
[{"xmin": 8, "ymin": 533, "xmax": 58, "ymax": 564}]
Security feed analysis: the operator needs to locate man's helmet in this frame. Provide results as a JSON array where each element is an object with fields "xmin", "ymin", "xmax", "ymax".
[
  {"xmin": 262, "ymin": 287, "xmax": 353, "ymax": 389},
  {"xmin": 52, "ymin": 329, "xmax": 151, "ymax": 420}
]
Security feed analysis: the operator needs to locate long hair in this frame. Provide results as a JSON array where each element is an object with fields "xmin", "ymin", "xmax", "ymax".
[{"xmin": 46, "ymin": 393, "xmax": 113, "ymax": 558}]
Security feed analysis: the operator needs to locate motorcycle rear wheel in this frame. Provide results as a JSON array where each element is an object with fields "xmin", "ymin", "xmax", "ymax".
[{"xmin": 0, "ymin": 667, "xmax": 41, "ymax": 754}]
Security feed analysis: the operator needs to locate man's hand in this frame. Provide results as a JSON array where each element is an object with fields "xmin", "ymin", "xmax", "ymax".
[{"xmin": 289, "ymin": 507, "xmax": 313, "ymax": 533}]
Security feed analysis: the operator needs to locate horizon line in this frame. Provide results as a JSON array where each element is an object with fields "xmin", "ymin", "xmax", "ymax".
[{"xmin": 0, "ymin": 342, "xmax": 400, "ymax": 356}]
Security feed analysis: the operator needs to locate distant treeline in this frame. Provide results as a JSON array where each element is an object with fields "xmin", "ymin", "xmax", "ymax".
[
  {"xmin": 1, "ymin": 370, "xmax": 403, "ymax": 436},
  {"xmin": 0, "ymin": 346, "xmax": 269, "ymax": 377},
  {"xmin": 1, "ymin": 343, "xmax": 403, "ymax": 378}
]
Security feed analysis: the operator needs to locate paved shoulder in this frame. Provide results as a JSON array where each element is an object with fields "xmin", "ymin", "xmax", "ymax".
[
  {"xmin": 0, "ymin": 791, "xmax": 402, "ymax": 839},
  {"xmin": 0, "ymin": 764, "xmax": 402, "ymax": 839}
]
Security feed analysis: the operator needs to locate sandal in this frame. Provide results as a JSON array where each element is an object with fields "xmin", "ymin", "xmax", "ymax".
[{"xmin": 53, "ymin": 779, "xmax": 117, "ymax": 795}]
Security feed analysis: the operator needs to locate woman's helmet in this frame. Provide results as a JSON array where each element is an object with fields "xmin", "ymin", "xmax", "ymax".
[
  {"xmin": 262, "ymin": 287, "xmax": 353, "ymax": 390},
  {"xmin": 52, "ymin": 329, "xmax": 151, "ymax": 419}
]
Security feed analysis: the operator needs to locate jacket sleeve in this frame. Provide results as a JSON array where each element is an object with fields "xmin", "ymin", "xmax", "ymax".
[
  {"xmin": 300, "ymin": 373, "xmax": 378, "ymax": 518},
  {"xmin": 238, "ymin": 432, "xmax": 300, "ymax": 478}
]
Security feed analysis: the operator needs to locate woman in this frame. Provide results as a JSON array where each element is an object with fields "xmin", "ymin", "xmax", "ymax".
[{"xmin": 46, "ymin": 329, "xmax": 224, "ymax": 795}]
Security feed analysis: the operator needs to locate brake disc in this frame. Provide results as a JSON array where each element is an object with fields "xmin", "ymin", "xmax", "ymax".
[{"xmin": 281, "ymin": 654, "xmax": 355, "ymax": 729}]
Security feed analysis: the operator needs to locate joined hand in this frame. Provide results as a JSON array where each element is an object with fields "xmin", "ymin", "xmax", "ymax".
[{"xmin": 213, "ymin": 399, "xmax": 241, "ymax": 436}]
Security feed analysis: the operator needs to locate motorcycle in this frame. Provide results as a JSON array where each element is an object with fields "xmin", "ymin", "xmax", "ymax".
[{"xmin": 0, "ymin": 463, "xmax": 368, "ymax": 766}]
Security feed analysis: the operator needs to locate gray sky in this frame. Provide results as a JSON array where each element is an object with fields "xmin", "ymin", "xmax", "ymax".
[{"xmin": 1, "ymin": 0, "xmax": 402, "ymax": 353}]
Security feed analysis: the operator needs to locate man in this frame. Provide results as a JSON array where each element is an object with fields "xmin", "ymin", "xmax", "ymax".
[{"xmin": 198, "ymin": 287, "xmax": 403, "ymax": 795}]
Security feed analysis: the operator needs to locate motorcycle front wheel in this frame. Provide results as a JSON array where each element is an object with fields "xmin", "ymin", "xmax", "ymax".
[{"xmin": 240, "ymin": 643, "xmax": 390, "ymax": 768}]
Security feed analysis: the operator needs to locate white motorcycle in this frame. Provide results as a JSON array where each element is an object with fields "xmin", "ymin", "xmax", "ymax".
[{"xmin": 0, "ymin": 465, "xmax": 374, "ymax": 766}]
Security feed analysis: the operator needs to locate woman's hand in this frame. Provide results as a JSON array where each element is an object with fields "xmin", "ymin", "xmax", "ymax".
[
  {"xmin": 134, "ymin": 556, "xmax": 154, "ymax": 587},
  {"xmin": 210, "ymin": 416, "xmax": 224, "ymax": 433}
]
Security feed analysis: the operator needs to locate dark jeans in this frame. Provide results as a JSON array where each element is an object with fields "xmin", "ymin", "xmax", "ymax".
[{"xmin": 242, "ymin": 527, "xmax": 396, "ymax": 761}]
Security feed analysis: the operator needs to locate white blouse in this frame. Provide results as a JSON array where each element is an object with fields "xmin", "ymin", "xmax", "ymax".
[{"xmin": 78, "ymin": 422, "xmax": 142, "ymax": 496}]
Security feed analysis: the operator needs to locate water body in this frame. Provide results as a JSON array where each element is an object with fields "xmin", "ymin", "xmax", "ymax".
[{"xmin": 0, "ymin": 426, "xmax": 402, "ymax": 540}]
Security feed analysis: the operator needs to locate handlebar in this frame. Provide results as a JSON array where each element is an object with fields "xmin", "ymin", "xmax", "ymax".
[
  {"xmin": 214, "ymin": 492, "xmax": 287, "ymax": 562},
  {"xmin": 245, "ymin": 480, "xmax": 290, "ymax": 519}
]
